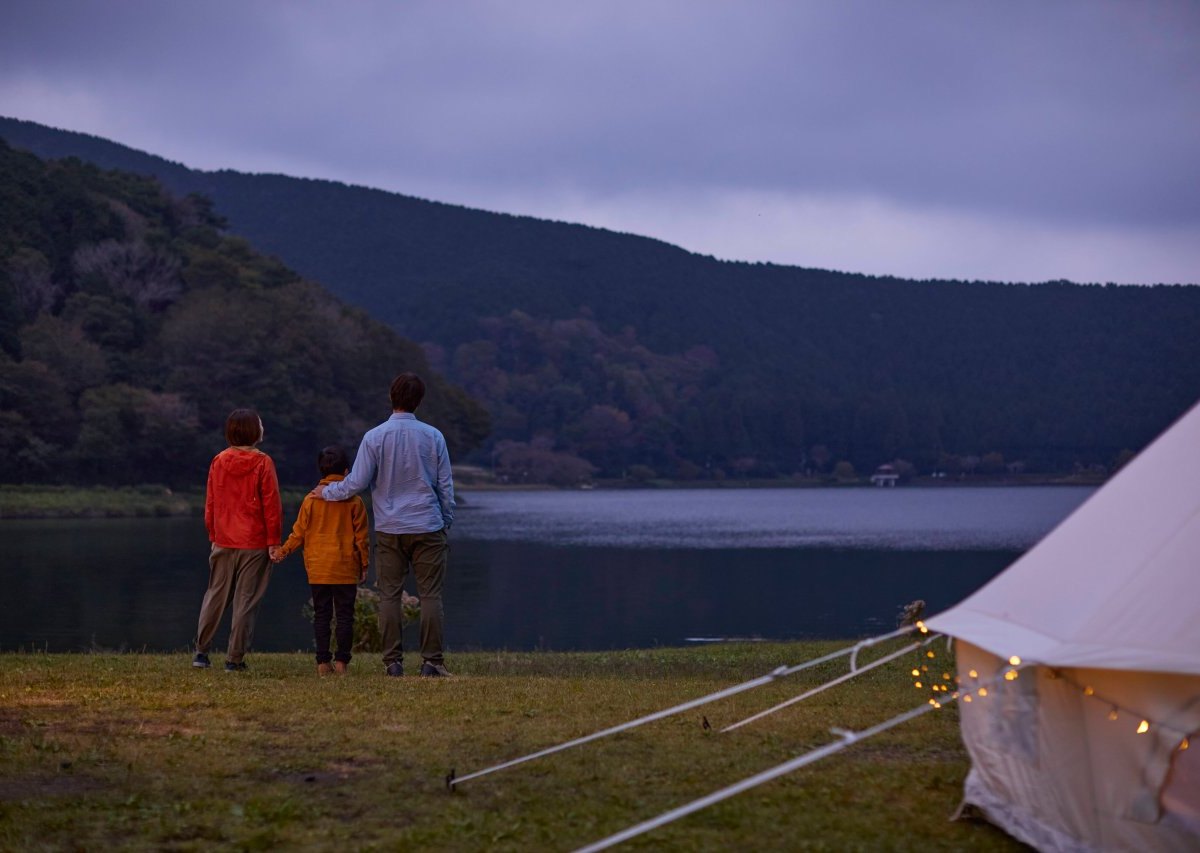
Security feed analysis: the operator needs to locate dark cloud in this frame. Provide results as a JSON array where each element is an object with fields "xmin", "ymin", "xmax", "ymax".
[{"xmin": 1, "ymin": 1, "xmax": 1198, "ymax": 281}]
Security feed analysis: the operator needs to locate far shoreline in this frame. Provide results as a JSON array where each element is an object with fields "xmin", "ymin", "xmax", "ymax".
[{"xmin": 0, "ymin": 474, "xmax": 1105, "ymax": 520}]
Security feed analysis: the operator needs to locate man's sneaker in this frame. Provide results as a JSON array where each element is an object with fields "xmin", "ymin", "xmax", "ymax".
[
  {"xmin": 224, "ymin": 661, "xmax": 247, "ymax": 672},
  {"xmin": 420, "ymin": 662, "xmax": 452, "ymax": 678},
  {"xmin": 385, "ymin": 662, "xmax": 404, "ymax": 677},
  {"xmin": 192, "ymin": 652, "xmax": 211, "ymax": 669}
]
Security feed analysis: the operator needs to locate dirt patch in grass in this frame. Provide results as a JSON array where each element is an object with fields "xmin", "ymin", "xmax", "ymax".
[{"xmin": 0, "ymin": 772, "xmax": 106, "ymax": 801}]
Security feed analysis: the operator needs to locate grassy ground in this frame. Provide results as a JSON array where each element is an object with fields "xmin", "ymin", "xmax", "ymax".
[
  {"xmin": 0, "ymin": 485, "xmax": 312, "ymax": 519},
  {"xmin": 0, "ymin": 485, "xmax": 200, "ymax": 519},
  {"xmin": 0, "ymin": 643, "xmax": 1025, "ymax": 852}
]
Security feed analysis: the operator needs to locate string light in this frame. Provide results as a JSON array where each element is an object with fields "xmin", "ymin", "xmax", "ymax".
[
  {"xmin": 905, "ymin": 652, "xmax": 1196, "ymax": 750},
  {"xmin": 1052, "ymin": 670, "xmax": 1195, "ymax": 740},
  {"xmin": 916, "ymin": 621, "xmax": 929, "ymax": 634}
]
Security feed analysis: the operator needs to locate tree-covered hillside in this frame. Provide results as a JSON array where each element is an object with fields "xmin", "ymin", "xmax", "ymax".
[
  {"xmin": 3, "ymin": 116, "xmax": 1199, "ymax": 481},
  {"xmin": 0, "ymin": 140, "xmax": 489, "ymax": 486}
]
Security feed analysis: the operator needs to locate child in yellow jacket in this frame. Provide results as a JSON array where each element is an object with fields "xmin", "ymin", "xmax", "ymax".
[{"xmin": 271, "ymin": 446, "xmax": 369, "ymax": 674}]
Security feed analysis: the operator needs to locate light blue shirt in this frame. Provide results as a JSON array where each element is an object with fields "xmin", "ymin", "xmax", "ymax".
[{"xmin": 321, "ymin": 413, "xmax": 455, "ymax": 534}]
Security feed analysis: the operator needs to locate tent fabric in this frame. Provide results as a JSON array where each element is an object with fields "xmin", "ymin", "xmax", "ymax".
[
  {"xmin": 954, "ymin": 642, "xmax": 1200, "ymax": 852},
  {"xmin": 927, "ymin": 400, "xmax": 1200, "ymax": 674},
  {"xmin": 926, "ymin": 400, "xmax": 1200, "ymax": 851}
]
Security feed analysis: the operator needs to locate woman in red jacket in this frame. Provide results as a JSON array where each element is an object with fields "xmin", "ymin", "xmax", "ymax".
[{"xmin": 191, "ymin": 408, "xmax": 283, "ymax": 672}]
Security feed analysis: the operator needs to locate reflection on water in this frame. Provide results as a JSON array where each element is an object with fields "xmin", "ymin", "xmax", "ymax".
[
  {"xmin": 0, "ymin": 486, "xmax": 1092, "ymax": 653},
  {"xmin": 455, "ymin": 487, "xmax": 1091, "ymax": 550}
]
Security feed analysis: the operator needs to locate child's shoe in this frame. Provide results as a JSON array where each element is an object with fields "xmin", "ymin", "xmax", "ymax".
[
  {"xmin": 333, "ymin": 661, "xmax": 348, "ymax": 674},
  {"xmin": 317, "ymin": 662, "xmax": 333, "ymax": 676}
]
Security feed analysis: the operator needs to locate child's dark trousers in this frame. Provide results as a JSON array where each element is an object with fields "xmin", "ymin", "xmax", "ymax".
[{"xmin": 311, "ymin": 584, "xmax": 357, "ymax": 664}]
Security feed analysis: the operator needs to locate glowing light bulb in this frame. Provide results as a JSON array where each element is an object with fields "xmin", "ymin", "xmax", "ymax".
[
  {"xmin": 963, "ymin": 695, "xmax": 973, "ymax": 703},
  {"xmin": 1083, "ymin": 687, "xmax": 1094, "ymax": 696},
  {"xmin": 968, "ymin": 669, "xmax": 978, "ymax": 679},
  {"xmin": 926, "ymin": 651, "xmax": 935, "ymax": 658},
  {"xmin": 1108, "ymin": 709, "xmax": 1119, "ymax": 721},
  {"xmin": 912, "ymin": 669, "xmax": 920, "ymax": 677},
  {"xmin": 1181, "ymin": 738, "xmax": 1190, "ymax": 752},
  {"xmin": 1004, "ymin": 670, "xmax": 1019, "ymax": 681},
  {"xmin": 1137, "ymin": 720, "xmax": 1150, "ymax": 734},
  {"xmin": 916, "ymin": 621, "xmax": 928, "ymax": 634},
  {"xmin": 942, "ymin": 672, "xmax": 951, "ymax": 680},
  {"xmin": 914, "ymin": 681, "xmax": 923, "ymax": 688},
  {"xmin": 978, "ymin": 688, "xmax": 988, "ymax": 697},
  {"xmin": 1008, "ymin": 655, "xmax": 1021, "ymax": 666}
]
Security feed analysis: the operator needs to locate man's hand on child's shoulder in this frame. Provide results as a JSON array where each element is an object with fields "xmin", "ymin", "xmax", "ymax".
[{"xmin": 310, "ymin": 484, "xmax": 326, "ymax": 500}]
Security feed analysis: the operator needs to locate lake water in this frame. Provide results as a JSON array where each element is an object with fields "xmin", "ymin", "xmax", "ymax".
[{"xmin": 0, "ymin": 486, "xmax": 1093, "ymax": 654}]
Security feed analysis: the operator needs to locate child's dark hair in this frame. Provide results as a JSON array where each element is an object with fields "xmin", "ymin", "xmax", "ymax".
[{"xmin": 318, "ymin": 445, "xmax": 350, "ymax": 477}]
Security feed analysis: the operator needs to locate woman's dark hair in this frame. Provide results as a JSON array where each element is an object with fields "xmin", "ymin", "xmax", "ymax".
[
  {"xmin": 389, "ymin": 372, "xmax": 426, "ymax": 412},
  {"xmin": 318, "ymin": 445, "xmax": 350, "ymax": 477},
  {"xmin": 225, "ymin": 409, "xmax": 262, "ymax": 446}
]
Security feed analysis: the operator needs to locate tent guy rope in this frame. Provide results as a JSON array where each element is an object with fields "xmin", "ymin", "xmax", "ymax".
[
  {"xmin": 573, "ymin": 663, "xmax": 1030, "ymax": 853},
  {"xmin": 722, "ymin": 632, "xmax": 940, "ymax": 732},
  {"xmin": 446, "ymin": 624, "xmax": 921, "ymax": 790}
]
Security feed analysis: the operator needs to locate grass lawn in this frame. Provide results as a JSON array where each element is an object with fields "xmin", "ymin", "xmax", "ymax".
[{"xmin": 0, "ymin": 643, "xmax": 1025, "ymax": 851}]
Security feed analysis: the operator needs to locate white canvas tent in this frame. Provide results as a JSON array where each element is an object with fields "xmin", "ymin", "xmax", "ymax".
[{"xmin": 927, "ymin": 400, "xmax": 1200, "ymax": 852}]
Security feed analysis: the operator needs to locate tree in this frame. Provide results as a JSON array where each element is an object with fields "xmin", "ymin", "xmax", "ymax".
[{"xmin": 833, "ymin": 460, "xmax": 857, "ymax": 482}]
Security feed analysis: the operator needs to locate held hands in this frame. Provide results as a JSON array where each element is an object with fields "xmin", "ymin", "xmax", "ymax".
[{"xmin": 269, "ymin": 545, "xmax": 284, "ymax": 563}]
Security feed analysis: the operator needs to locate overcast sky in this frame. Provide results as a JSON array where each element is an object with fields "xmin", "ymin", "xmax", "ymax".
[{"xmin": 2, "ymin": 1, "xmax": 1198, "ymax": 284}]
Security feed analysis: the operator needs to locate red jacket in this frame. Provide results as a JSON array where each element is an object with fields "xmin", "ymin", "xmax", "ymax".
[{"xmin": 204, "ymin": 447, "xmax": 283, "ymax": 549}]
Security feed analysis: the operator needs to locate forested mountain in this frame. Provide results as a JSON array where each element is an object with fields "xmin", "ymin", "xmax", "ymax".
[
  {"xmin": 0, "ymin": 140, "xmax": 489, "ymax": 486},
  {"xmin": 3, "ymin": 116, "xmax": 1199, "ymax": 481}
]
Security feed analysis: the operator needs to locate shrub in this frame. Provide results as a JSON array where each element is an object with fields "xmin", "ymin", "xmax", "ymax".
[{"xmin": 302, "ymin": 586, "xmax": 421, "ymax": 654}]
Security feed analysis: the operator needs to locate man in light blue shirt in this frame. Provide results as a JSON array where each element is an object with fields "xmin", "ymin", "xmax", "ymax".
[{"xmin": 314, "ymin": 373, "xmax": 455, "ymax": 677}]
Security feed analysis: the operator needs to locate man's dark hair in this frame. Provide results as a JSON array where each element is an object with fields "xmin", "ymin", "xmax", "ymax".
[
  {"xmin": 317, "ymin": 445, "xmax": 350, "ymax": 477},
  {"xmin": 225, "ymin": 408, "xmax": 262, "ymax": 446},
  {"xmin": 390, "ymin": 372, "xmax": 426, "ymax": 412}
]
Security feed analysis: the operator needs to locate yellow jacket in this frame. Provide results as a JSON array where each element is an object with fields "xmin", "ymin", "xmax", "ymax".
[{"xmin": 278, "ymin": 475, "xmax": 370, "ymax": 585}]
